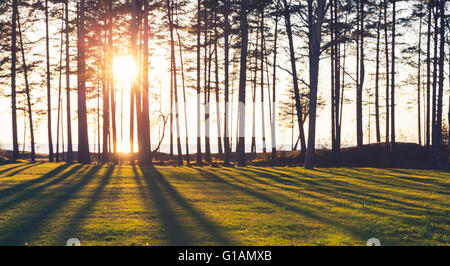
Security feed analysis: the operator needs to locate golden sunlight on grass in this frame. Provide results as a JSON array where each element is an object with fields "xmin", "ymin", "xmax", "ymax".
[{"xmin": 0, "ymin": 163, "xmax": 448, "ymax": 246}]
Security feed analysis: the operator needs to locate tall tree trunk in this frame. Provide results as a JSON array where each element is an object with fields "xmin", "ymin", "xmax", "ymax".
[
  {"xmin": 196, "ymin": 0, "xmax": 202, "ymax": 164},
  {"xmin": 417, "ymin": 14, "xmax": 422, "ymax": 145},
  {"xmin": 56, "ymin": 8, "xmax": 64, "ymax": 162},
  {"xmin": 223, "ymin": 0, "xmax": 231, "ymax": 165},
  {"xmin": 384, "ymin": 0, "xmax": 390, "ymax": 145},
  {"xmin": 390, "ymin": 0, "xmax": 396, "ymax": 165},
  {"xmin": 334, "ymin": 0, "xmax": 341, "ymax": 158},
  {"xmin": 251, "ymin": 28, "xmax": 259, "ymax": 157},
  {"xmin": 282, "ymin": 0, "xmax": 306, "ymax": 160},
  {"xmin": 375, "ymin": 4, "xmax": 382, "ymax": 143},
  {"xmin": 356, "ymin": 0, "xmax": 364, "ymax": 148},
  {"xmin": 129, "ymin": 0, "xmax": 138, "ymax": 157},
  {"xmin": 142, "ymin": 0, "xmax": 152, "ymax": 165},
  {"xmin": 204, "ymin": 8, "xmax": 211, "ymax": 163},
  {"xmin": 431, "ymin": 2, "xmax": 438, "ymax": 158},
  {"xmin": 17, "ymin": 11, "xmax": 36, "ymax": 162},
  {"xmin": 103, "ymin": 8, "xmax": 110, "ymax": 161},
  {"xmin": 330, "ymin": 0, "xmax": 336, "ymax": 162},
  {"xmin": 167, "ymin": 0, "xmax": 183, "ymax": 165},
  {"xmin": 177, "ymin": 32, "xmax": 190, "ymax": 165},
  {"xmin": 426, "ymin": 1, "xmax": 431, "ymax": 148},
  {"xmin": 304, "ymin": 0, "xmax": 326, "ymax": 170},
  {"xmin": 271, "ymin": 2, "xmax": 279, "ymax": 164},
  {"xmin": 433, "ymin": 0, "xmax": 445, "ymax": 169},
  {"xmin": 108, "ymin": 0, "xmax": 117, "ymax": 158},
  {"xmin": 65, "ymin": 0, "xmax": 73, "ymax": 163},
  {"xmin": 214, "ymin": 4, "xmax": 223, "ymax": 158},
  {"xmin": 330, "ymin": 0, "xmax": 341, "ymax": 163},
  {"xmin": 11, "ymin": 0, "xmax": 19, "ymax": 160},
  {"xmin": 77, "ymin": 0, "xmax": 90, "ymax": 164},
  {"xmin": 45, "ymin": 0, "xmax": 54, "ymax": 162},
  {"xmin": 260, "ymin": 6, "xmax": 267, "ymax": 154},
  {"xmin": 237, "ymin": 0, "xmax": 248, "ymax": 167}
]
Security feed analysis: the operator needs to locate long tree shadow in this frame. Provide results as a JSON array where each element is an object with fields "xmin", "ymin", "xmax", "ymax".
[
  {"xmin": 132, "ymin": 165, "xmax": 191, "ymax": 245},
  {"xmin": 385, "ymin": 168, "xmax": 450, "ymax": 188},
  {"xmin": 242, "ymin": 167, "xmax": 449, "ymax": 234},
  {"xmin": 335, "ymin": 168, "xmax": 450, "ymax": 193},
  {"xmin": 5, "ymin": 162, "xmax": 44, "ymax": 177},
  {"xmin": 324, "ymin": 168, "xmax": 450, "ymax": 196},
  {"xmin": 0, "ymin": 165, "xmax": 85, "ymax": 214},
  {"xmin": 53, "ymin": 166, "xmax": 115, "ymax": 245},
  {"xmin": 243, "ymin": 168, "xmax": 437, "ymax": 221},
  {"xmin": 0, "ymin": 165, "xmax": 102, "ymax": 245},
  {"xmin": 0, "ymin": 163, "xmax": 72, "ymax": 201},
  {"xmin": 195, "ymin": 168, "xmax": 367, "ymax": 242},
  {"xmin": 136, "ymin": 165, "xmax": 235, "ymax": 246},
  {"xmin": 253, "ymin": 167, "xmax": 431, "ymax": 212},
  {"xmin": 0, "ymin": 163, "xmax": 40, "ymax": 176}
]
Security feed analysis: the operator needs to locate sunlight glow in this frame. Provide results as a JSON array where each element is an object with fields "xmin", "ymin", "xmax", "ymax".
[
  {"xmin": 113, "ymin": 56, "xmax": 137, "ymax": 85},
  {"xmin": 117, "ymin": 140, "xmax": 131, "ymax": 154}
]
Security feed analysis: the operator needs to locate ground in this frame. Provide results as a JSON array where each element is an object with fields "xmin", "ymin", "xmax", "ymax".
[{"xmin": 0, "ymin": 162, "xmax": 448, "ymax": 246}]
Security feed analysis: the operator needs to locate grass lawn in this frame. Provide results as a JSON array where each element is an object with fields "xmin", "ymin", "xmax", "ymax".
[{"xmin": 0, "ymin": 162, "xmax": 448, "ymax": 246}]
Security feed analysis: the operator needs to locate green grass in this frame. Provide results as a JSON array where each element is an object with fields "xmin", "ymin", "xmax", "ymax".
[{"xmin": 0, "ymin": 162, "xmax": 448, "ymax": 246}]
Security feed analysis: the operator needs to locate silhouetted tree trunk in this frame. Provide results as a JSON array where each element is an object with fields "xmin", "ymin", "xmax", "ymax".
[
  {"xmin": 251, "ymin": 26, "xmax": 259, "ymax": 157},
  {"xmin": 17, "ymin": 11, "xmax": 36, "ymax": 162},
  {"xmin": 384, "ymin": 0, "xmax": 390, "ymax": 145},
  {"xmin": 426, "ymin": 0, "xmax": 431, "ymax": 148},
  {"xmin": 214, "ymin": 4, "xmax": 223, "ymax": 158},
  {"xmin": 282, "ymin": 0, "xmax": 307, "ymax": 160},
  {"xmin": 260, "ymin": 5, "xmax": 267, "ymax": 154},
  {"xmin": 431, "ymin": 2, "xmax": 439, "ymax": 164},
  {"xmin": 330, "ymin": 0, "xmax": 341, "ymax": 163},
  {"xmin": 356, "ymin": 0, "xmax": 364, "ymax": 148},
  {"xmin": 103, "ymin": 6, "xmax": 111, "ymax": 161},
  {"xmin": 237, "ymin": 0, "xmax": 248, "ymax": 167},
  {"xmin": 390, "ymin": 0, "xmax": 396, "ymax": 165},
  {"xmin": 129, "ymin": 0, "xmax": 138, "ymax": 157},
  {"xmin": 77, "ymin": 0, "xmax": 90, "ymax": 164},
  {"xmin": 11, "ymin": 0, "xmax": 19, "ymax": 160},
  {"xmin": 204, "ymin": 7, "xmax": 211, "ymax": 163},
  {"xmin": 56, "ymin": 7, "xmax": 64, "ymax": 162},
  {"xmin": 334, "ymin": 0, "xmax": 342, "ymax": 155},
  {"xmin": 65, "ymin": 0, "xmax": 73, "ymax": 163},
  {"xmin": 304, "ymin": 0, "xmax": 326, "ymax": 170},
  {"xmin": 177, "ymin": 31, "xmax": 189, "ymax": 165},
  {"xmin": 433, "ymin": 0, "xmax": 445, "ymax": 169},
  {"xmin": 45, "ymin": 0, "xmax": 54, "ymax": 162},
  {"xmin": 196, "ymin": 0, "xmax": 202, "ymax": 164},
  {"xmin": 223, "ymin": 0, "xmax": 231, "ymax": 165},
  {"xmin": 375, "ymin": 4, "xmax": 382, "ymax": 143},
  {"xmin": 167, "ymin": 0, "xmax": 183, "ymax": 165},
  {"xmin": 417, "ymin": 14, "xmax": 422, "ymax": 145},
  {"xmin": 108, "ymin": 0, "xmax": 117, "ymax": 158},
  {"xmin": 271, "ymin": 1, "xmax": 279, "ymax": 164},
  {"xmin": 142, "ymin": 0, "xmax": 152, "ymax": 165}
]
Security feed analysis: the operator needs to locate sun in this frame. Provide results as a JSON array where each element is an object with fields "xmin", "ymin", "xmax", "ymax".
[{"xmin": 113, "ymin": 56, "xmax": 137, "ymax": 85}]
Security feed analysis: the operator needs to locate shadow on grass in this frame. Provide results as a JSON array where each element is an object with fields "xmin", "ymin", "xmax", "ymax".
[
  {"xmin": 0, "ymin": 165, "xmax": 102, "ymax": 245},
  {"xmin": 195, "ymin": 167, "xmax": 367, "ymax": 242},
  {"xmin": 0, "ymin": 162, "xmax": 42, "ymax": 176},
  {"xmin": 53, "ymin": 166, "xmax": 115, "ymax": 245},
  {"xmin": 234, "ymin": 167, "xmax": 449, "ymax": 243},
  {"xmin": 252, "ymin": 167, "xmax": 431, "ymax": 212},
  {"xmin": 134, "ymin": 165, "xmax": 235, "ymax": 246},
  {"xmin": 329, "ymin": 168, "xmax": 450, "ymax": 196},
  {"xmin": 0, "ymin": 163, "xmax": 72, "ymax": 201},
  {"xmin": 5, "ymin": 162, "xmax": 44, "ymax": 177},
  {"xmin": 0, "ymin": 165, "xmax": 85, "ymax": 213}
]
